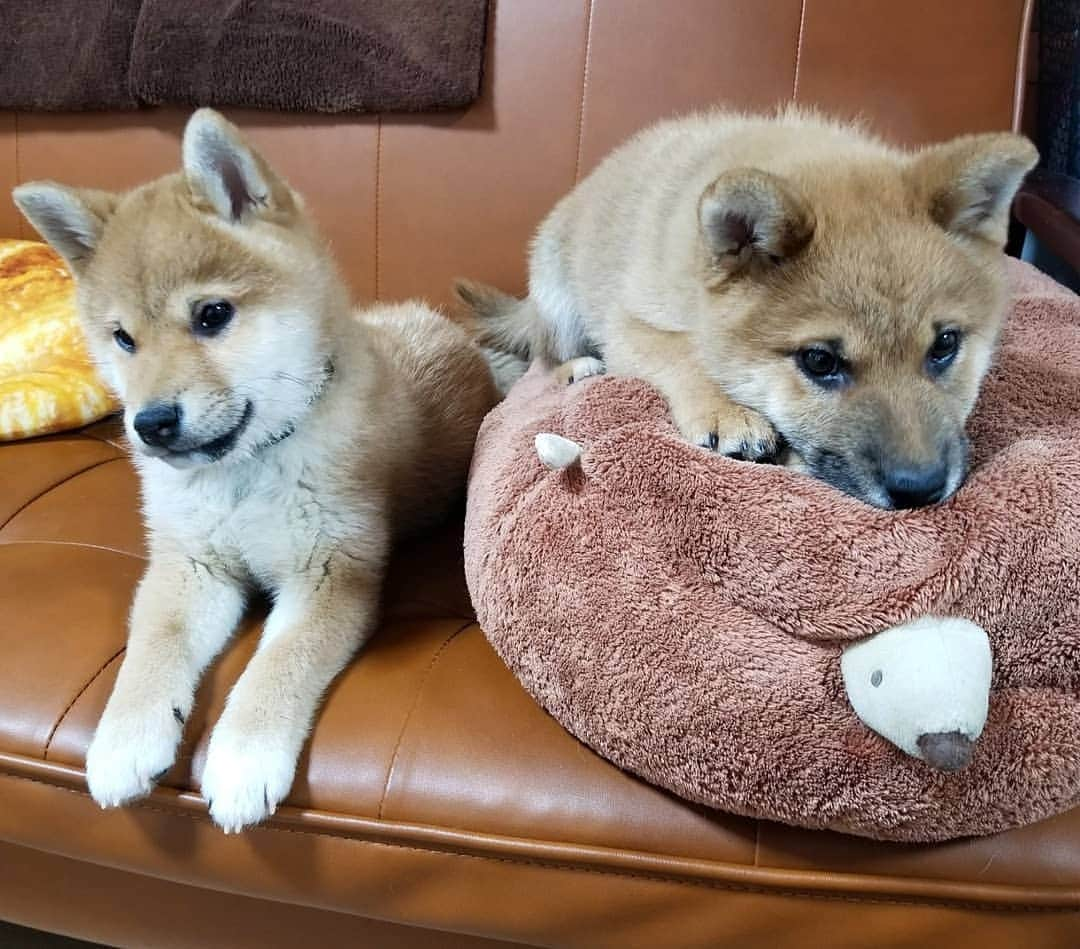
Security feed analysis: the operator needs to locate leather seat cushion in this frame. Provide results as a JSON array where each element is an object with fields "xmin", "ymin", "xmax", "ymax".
[{"xmin": 1, "ymin": 418, "xmax": 1078, "ymax": 943}]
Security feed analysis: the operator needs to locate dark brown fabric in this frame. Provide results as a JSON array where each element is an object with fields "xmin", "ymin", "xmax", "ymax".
[
  {"xmin": 0, "ymin": 1, "xmax": 487, "ymax": 113},
  {"xmin": 464, "ymin": 259, "xmax": 1080, "ymax": 843},
  {"xmin": 129, "ymin": 0, "xmax": 489, "ymax": 113},
  {"xmin": 0, "ymin": 1, "xmax": 141, "ymax": 110}
]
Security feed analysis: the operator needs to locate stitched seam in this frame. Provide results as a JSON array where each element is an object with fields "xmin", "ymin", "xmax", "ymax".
[
  {"xmin": 792, "ymin": 0, "xmax": 808, "ymax": 100},
  {"xmin": 0, "ymin": 457, "xmax": 121, "ymax": 531},
  {"xmin": 1, "ymin": 772, "xmax": 1073, "ymax": 915},
  {"xmin": 374, "ymin": 115, "xmax": 382, "ymax": 302},
  {"xmin": 42, "ymin": 648, "xmax": 125, "ymax": 760},
  {"xmin": 377, "ymin": 619, "xmax": 473, "ymax": 819},
  {"xmin": 572, "ymin": 0, "xmax": 596, "ymax": 183},
  {"xmin": 72, "ymin": 422, "xmax": 127, "ymax": 451},
  {"xmin": 0, "ymin": 539, "xmax": 146, "ymax": 560}
]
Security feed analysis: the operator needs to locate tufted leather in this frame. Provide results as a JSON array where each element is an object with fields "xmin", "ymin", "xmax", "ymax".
[{"xmin": 4, "ymin": 2, "xmax": 1079, "ymax": 947}]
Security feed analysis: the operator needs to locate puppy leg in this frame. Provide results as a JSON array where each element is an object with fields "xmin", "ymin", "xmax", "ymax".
[
  {"xmin": 608, "ymin": 318, "xmax": 781, "ymax": 461},
  {"xmin": 85, "ymin": 554, "xmax": 245, "ymax": 808},
  {"xmin": 200, "ymin": 553, "xmax": 380, "ymax": 833}
]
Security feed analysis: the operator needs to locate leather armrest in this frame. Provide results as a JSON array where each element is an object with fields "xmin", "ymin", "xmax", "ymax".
[{"xmin": 1013, "ymin": 169, "xmax": 1080, "ymax": 274}]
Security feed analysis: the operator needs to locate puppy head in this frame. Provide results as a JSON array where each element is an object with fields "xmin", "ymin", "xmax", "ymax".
[
  {"xmin": 13, "ymin": 109, "xmax": 345, "ymax": 469},
  {"xmin": 695, "ymin": 132, "xmax": 1037, "ymax": 509}
]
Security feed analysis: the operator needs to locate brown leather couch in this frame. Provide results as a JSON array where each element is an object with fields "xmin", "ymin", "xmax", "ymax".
[{"xmin": 2, "ymin": 3, "xmax": 1078, "ymax": 946}]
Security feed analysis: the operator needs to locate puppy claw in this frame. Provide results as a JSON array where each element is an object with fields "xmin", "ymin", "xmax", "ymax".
[
  {"xmin": 723, "ymin": 436, "xmax": 785, "ymax": 463},
  {"xmin": 682, "ymin": 404, "xmax": 780, "ymax": 464}
]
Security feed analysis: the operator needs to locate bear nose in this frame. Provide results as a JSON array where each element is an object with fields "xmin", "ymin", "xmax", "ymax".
[
  {"xmin": 917, "ymin": 730, "xmax": 974, "ymax": 771},
  {"xmin": 882, "ymin": 461, "xmax": 949, "ymax": 509},
  {"xmin": 133, "ymin": 403, "xmax": 182, "ymax": 448}
]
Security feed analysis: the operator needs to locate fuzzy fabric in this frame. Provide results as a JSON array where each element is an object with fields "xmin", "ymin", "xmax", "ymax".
[
  {"xmin": 0, "ymin": 1, "xmax": 141, "ymax": 110},
  {"xmin": 464, "ymin": 259, "xmax": 1080, "ymax": 842},
  {"xmin": 129, "ymin": 0, "xmax": 489, "ymax": 113},
  {"xmin": 0, "ymin": 1, "xmax": 487, "ymax": 113}
]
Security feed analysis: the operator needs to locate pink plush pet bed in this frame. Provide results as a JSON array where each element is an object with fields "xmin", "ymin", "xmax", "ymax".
[{"xmin": 464, "ymin": 260, "xmax": 1080, "ymax": 842}]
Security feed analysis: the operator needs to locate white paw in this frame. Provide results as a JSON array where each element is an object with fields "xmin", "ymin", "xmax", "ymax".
[
  {"xmin": 200, "ymin": 725, "xmax": 299, "ymax": 833},
  {"xmin": 554, "ymin": 356, "xmax": 605, "ymax": 386},
  {"xmin": 85, "ymin": 701, "xmax": 185, "ymax": 808}
]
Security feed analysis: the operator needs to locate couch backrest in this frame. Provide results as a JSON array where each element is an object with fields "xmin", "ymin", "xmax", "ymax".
[{"xmin": 0, "ymin": 0, "xmax": 1032, "ymax": 307}]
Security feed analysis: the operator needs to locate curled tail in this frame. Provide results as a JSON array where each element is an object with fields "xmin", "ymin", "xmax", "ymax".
[
  {"xmin": 455, "ymin": 279, "xmax": 543, "ymax": 397},
  {"xmin": 453, "ymin": 280, "xmax": 536, "ymax": 396},
  {"xmin": 453, "ymin": 279, "xmax": 540, "ymax": 361}
]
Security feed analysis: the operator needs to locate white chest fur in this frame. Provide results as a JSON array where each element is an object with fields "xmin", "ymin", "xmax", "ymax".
[{"xmin": 136, "ymin": 435, "xmax": 379, "ymax": 591}]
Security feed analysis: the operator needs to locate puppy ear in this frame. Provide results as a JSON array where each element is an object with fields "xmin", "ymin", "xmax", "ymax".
[
  {"xmin": 182, "ymin": 108, "xmax": 294, "ymax": 223},
  {"xmin": 12, "ymin": 182, "xmax": 118, "ymax": 272},
  {"xmin": 909, "ymin": 133, "xmax": 1038, "ymax": 245},
  {"xmin": 698, "ymin": 170, "xmax": 816, "ymax": 278}
]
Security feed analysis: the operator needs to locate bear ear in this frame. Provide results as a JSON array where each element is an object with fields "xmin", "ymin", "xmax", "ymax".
[
  {"xmin": 534, "ymin": 432, "xmax": 583, "ymax": 470},
  {"xmin": 698, "ymin": 169, "xmax": 816, "ymax": 278},
  {"xmin": 908, "ymin": 133, "xmax": 1039, "ymax": 246},
  {"xmin": 12, "ymin": 183, "xmax": 119, "ymax": 273}
]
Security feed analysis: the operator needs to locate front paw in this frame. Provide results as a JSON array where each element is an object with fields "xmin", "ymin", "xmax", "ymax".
[
  {"xmin": 553, "ymin": 356, "xmax": 605, "ymax": 386},
  {"xmin": 200, "ymin": 723, "xmax": 299, "ymax": 834},
  {"xmin": 676, "ymin": 402, "xmax": 781, "ymax": 462},
  {"xmin": 85, "ymin": 701, "xmax": 186, "ymax": 808}
]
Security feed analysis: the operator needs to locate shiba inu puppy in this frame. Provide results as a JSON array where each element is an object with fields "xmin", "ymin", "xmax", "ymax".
[
  {"xmin": 14, "ymin": 109, "xmax": 500, "ymax": 832},
  {"xmin": 459, "ymin": 109, "xmax": 1037, "ymax": 509}
]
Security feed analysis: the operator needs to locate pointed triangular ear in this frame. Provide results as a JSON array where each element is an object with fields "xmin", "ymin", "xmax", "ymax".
[
  {"xmin": 698, "ymin": 169, "xmax": 816, "ymax": 280},
  {"xmin": 12, "ymin": 182, "xmax": 119, "ymax": 272},
  {"xmin": 182, "ymin": 108, "xmax": 293, "ymax": 223},
  {"xmin": 909, "ymin": 133, "xmax": 1038, "ymax": 245}
]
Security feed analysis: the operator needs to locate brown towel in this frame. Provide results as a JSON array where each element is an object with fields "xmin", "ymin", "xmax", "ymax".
[
  {"xmin": 0, "ymin": 1, "xmax": 141, "ymax": 110},
  {"xmin": 129, "ymin": 0, "xmax": 489, "ymax": 113}
]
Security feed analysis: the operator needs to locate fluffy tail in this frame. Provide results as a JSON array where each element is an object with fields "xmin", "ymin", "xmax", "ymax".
[
  {"xmin": 480, "ymin": 345, "xmax": 528, "ymax": 397},
  {"xmin": 454, "ymin": 279, "xmax": 539, "ymax": 361},
  {"xmin": 455, "ymin": 279, "xmax": 540, "ymax": 396}
]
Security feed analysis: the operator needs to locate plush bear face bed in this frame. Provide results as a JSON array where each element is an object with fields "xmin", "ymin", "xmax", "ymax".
[{"xmin": 463, "ymin": 260, "xmax": 1080, "ymax": 842}]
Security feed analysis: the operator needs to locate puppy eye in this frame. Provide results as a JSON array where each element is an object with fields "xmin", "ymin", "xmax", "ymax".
[
  {"xmin": 113, "ymin": 328, "xmax": 136, "ymax": 353},
  {"xmin": 192, "ymin": 300, "xmax": 235, "ymax": 337},
  {"xmin": 796, "ymin": 346, "xmax": 844, "ymax": 385},
  {"xmin": 927, "ymin": 329, "xmax": 961, "ymax": 371}
]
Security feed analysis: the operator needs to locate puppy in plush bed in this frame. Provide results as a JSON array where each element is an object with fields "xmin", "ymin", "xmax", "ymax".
[{"xmin": 458, "ymin": 108, "xmax": 1037, "ymax": 509}]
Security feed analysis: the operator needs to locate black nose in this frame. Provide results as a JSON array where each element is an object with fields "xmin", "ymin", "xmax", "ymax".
[
  {"xmin": 883, "ymin": 461, "xmax": 949, "ymax": 509},
  {"xmin": 133, "ymin": 403, "xmax": 182, "ymax": 448}
]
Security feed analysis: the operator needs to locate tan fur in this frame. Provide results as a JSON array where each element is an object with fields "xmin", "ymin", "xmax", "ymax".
[
  {"xmin": 460, "ymin": 108, "xmax": 1038, "ymax": 507},
  {"xmin": 14, "ymin": 109, "xmax": 499, "ymax": 832}
]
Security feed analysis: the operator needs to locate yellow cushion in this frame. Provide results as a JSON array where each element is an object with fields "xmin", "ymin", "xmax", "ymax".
[{"xmin": 0, "ymin": 239, "xmax": 118, "ymax": 440}]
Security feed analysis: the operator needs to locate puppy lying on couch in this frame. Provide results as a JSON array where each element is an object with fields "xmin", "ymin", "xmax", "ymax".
[{"xmin": 15, "ymin": 109, "xmax": 502, "ymax": 833}]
